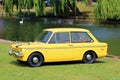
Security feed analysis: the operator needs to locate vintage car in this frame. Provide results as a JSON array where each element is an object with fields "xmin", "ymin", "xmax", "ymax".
[{"xmin": 9, "ymin": 28, "xmax": 108, "ymax": 67}]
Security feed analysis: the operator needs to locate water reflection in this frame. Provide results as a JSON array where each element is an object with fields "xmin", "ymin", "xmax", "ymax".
[
  {"xmin": 0, "ymin": 17, "xmax": 120, "ymax": 55},
  {"xmin": 1, "ymin": 17, "xmax": 120, "ymax": 42},
  {"xmin": 1, "ymin": 17, "xmax": 82, "ymax": 41}
]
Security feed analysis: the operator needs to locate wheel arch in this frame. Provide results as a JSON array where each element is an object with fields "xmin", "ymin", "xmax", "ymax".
[
  {"xmin": 84, "ymin": 50, "xmax": 98, "ymax": 58},
  {"xmin": 28, "ymin": 51, "xmax": 45, "ymax": 62}
]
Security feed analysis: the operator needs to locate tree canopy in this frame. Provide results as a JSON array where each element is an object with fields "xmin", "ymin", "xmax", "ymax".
[
  {"xmin": 94, "ymin": 0, "xmax": 120, "ymax": 20},
  {"xmin": 2, "ymin": 0, "xmax": 81, "ymax": 16}
]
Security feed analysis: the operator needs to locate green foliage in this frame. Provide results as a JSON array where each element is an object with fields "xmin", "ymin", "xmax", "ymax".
[
  {"xmin": 50, "ymin": 0, "xmax": 69, "ymax": 16},
  {"xmin": 2, "ymin": 0, "xmax": 80, "ymax": 16},
  {"xmin": 81, "ymin": 0, "xmax": 89, "ymax": 5},
  {"xmin": 50, "ymin": 0, "xmax": 78, "ymax": 16},
  {"xmin": 25, "ymin": 0, "xmax": 33, "ymax": 10},
  {"xmin": 94, "ymin": 0, "xmax": 120, "ymax": 20},
  {"xmin": 18, "ymin": 0, "xmax": 24, "ymax": 12},
  {"xmin": 33, "ymin": 0, "xmax": 45, "ymax": 16},
  {"xmin": 3, "ymin": 0, "xmax": 13, "ymax": 14},
  {"xmin": 51, "ymin": 0, "xmax": 57, "ymax": 16}
]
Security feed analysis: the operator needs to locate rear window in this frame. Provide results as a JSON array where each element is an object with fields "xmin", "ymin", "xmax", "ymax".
[{"xmin": 71, "ymin": 32, "xmax": 93, "ymax": 43}]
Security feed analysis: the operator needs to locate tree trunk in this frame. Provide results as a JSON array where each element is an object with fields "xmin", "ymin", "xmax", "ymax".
[{"xmin": 67, "ymin": 0, "xmax": 80, "ymax": 16}]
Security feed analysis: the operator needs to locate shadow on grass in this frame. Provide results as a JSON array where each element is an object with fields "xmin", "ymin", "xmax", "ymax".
[
  {"xmin": 10, "ymin": 61, "xmax": 28, "ymax": 67},
  {"xmin": 43, "ymin": 60, "xmax": 105, "ymax": 66},
  {"xmin": 10, "ymin": 60, "xmax": 105, "ymax": 67}
]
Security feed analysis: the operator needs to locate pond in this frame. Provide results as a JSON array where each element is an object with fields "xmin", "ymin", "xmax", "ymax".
[{"xmin": 0, "ymin": 17, "xmax": 120, "ymax": 56}]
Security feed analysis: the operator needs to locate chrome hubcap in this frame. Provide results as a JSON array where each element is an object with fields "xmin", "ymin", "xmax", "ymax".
[
  {"xmin": 32, "ymin": 57, "xmax": 39, "ymax": 63},
  {"xmin": 86, "ymin": 54, "xmax": 92, "ymax": 61}
]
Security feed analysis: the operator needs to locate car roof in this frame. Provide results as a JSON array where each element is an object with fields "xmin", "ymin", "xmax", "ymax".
[{"xmin": 44, "ymin": 28, "xmax": 89, "ymax": 32}]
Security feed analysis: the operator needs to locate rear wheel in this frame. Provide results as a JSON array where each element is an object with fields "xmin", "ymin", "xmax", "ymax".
[
  {"xmin": 27, "ymin": 53, "xmax": 44, "ymax": 67},
  {"xmin": 82, "ymin": 52, "xmax": 96, "ymax": 64}
]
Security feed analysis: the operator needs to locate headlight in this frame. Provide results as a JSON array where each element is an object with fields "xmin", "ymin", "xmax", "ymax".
[
  {"xmin": 8, "ymin": 48, "xmax": 23, "ymax": 57},
  {"xmin": 9, "ymin": 49, "xmax": 13, "ymax": 55}
]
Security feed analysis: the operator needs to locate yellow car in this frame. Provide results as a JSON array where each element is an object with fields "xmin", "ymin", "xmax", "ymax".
[{"xmin": 9, "ymin": 28, "xmax": 108, "ymax": 67}]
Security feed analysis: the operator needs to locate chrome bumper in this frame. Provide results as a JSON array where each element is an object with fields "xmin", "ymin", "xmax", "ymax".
[{"xmin": 9, "ymin": 49, "xmax": 23, "ymax": 57}]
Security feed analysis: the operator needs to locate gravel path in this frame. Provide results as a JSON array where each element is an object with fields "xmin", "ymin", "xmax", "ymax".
[{"xmin": 0, "ymin": 39, "xmax": 12, "ymax": 43}]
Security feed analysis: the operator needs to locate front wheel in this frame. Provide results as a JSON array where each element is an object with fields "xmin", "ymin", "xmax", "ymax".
[
  {"xmin": 27, "ymin": 53, "xmax": 44, "ymax": 67},
  {"xmin": 82, "ymin": 52, "xmax": 96, "ymax": 64}
]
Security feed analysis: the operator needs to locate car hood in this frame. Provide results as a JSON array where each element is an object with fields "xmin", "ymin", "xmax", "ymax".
[{"xmin": 11, "ymin": 42, "xmax": 44, "ymax": 49}]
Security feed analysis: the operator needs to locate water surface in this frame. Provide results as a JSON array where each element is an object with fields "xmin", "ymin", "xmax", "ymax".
[{"xmin": 0, "ymin": 17, "xmax": 120, "ymax": 56}]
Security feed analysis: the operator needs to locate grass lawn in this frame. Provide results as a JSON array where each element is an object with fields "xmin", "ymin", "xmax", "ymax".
[{"xmin": 0, "ymin": 42, "xmax": 120, "ymax": 80}]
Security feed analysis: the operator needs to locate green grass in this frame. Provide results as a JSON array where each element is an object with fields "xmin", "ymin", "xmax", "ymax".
[
  {"xmin": 0, "ymin": 42, "xmax": 120, "ymax": 80},
  {"xmin": 77, "ymin": 2, "xmax": 96, "ymax": 18},
  {"xmin": 106, "ymin": 40, "xmax": 120, "ymax": 56},
  {"xmin": 77, "ymin": 2, "xmax": 94, "ymax": 12}
]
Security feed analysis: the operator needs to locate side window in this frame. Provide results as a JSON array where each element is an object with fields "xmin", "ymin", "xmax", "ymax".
[
  {"xmin": 36, "ymin": 31, "xmax": 52, "ymax": 43},
  {"xmin": 71, "ymin": 32, "xmax": 93, "ymax": 43},
  {"xmin": 49, "ymin": 32, "xmax": 70, "ymax": 43}
]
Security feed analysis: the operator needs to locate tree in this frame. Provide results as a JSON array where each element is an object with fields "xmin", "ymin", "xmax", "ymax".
[
  {"xmin": 2, "ymin": 0, "xmax": 13, "ymax": 14},
  {"xmin": 94, "ymin": 0, "xmax": 120, "ymax": 20},
  {"xmin": 3, "ymin": 0, "xmax": 83, "ymax": 17}
]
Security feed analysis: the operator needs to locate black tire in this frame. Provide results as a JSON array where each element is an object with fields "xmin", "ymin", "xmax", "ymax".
[
  {"xmin": 82, "ymin": 52, "xmax": 96, "ymax": 64},
  {"xmin": 27, "ymin": 53, "xmax": 44, "ymax": 67}
]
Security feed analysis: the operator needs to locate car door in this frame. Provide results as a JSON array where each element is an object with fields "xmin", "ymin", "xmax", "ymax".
[
  {"xmin": 45, "ymin": 32, "xmax": 74, "ymax": 62},
  {"xmin": 71, "ymin": 32, "xmax": 94, "ymax": 60}
]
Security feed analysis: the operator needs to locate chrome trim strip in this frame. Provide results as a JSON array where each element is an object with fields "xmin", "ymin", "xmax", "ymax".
[{"xmin": 22, "ymin": 46, "xmax": 106, "ymax": 50}]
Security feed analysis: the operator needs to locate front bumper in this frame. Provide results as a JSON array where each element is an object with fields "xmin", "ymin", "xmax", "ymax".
[{"xmin": 9, "ymin": 49, "xmax": 23, "ymax": 57}]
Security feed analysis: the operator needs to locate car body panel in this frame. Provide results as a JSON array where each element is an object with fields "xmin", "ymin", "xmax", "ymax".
[{"xmin": 9, "ymin": 28, "xmax": 108, "ymax": 63}]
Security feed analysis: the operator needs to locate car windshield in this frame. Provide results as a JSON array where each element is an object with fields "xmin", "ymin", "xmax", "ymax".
[{"xmin": 36, "ymin": 31, "xmax": 52, "ymax": 43}]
